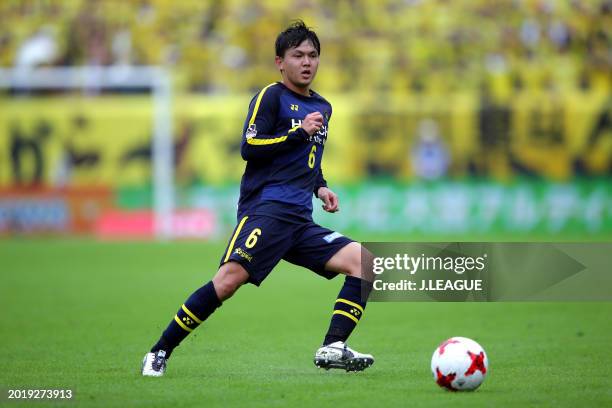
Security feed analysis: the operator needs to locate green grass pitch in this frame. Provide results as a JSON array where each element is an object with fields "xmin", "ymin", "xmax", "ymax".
[{"xmin": 1, "ymin": 239, "xmax": 611, "ymax": 407}]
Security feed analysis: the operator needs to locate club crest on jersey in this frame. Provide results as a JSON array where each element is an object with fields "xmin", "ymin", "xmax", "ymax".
[{"xmin": 246, "ymin": 124, "xmax": 257, "ymax": 139}]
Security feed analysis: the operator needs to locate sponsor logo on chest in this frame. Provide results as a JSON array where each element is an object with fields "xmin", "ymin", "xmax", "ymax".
[{"xmin": 291, "ymin": 118, "xmax": 327, "ymax": 145}]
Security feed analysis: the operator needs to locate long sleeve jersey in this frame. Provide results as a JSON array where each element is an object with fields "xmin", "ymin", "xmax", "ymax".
[{"xmin": 237, "ymin": 81, "xmax": 331, "ymax": 222}]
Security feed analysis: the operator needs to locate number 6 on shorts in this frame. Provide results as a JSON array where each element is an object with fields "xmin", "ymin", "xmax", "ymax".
[{"xmin": 246, "ymin": 228, "xmax": 262, "ymax": 248}]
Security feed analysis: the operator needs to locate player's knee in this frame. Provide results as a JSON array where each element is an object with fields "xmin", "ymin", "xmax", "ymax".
[
  {"xmin": 213, "ymin": 262, "xmax": 249, "ymax": 301},
  {"xmin": 213, "ymin": 276, "xmax": 243, "ymax": 300},
  {"xmin": 345, "ymin": 254, "xmax": 363, "ymax": 278},
  {"xmin": 339, "ymin": 243, "xmax": 364, "ymax": 279},
  {"xmin": 343, "ymin": 244, "xmax": 376, "ymax": 282},
  {"xmin": 360, "ymin": 247, "xmax": 376, "ymax": 282}
]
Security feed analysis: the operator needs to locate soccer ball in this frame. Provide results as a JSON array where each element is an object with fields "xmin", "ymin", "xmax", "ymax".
[{"xmin": 431, "ymin": 337, "xmax": 488, "ymax": 391}]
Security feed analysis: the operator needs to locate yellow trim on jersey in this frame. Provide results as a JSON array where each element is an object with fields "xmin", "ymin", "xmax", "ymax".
[
  {"xmin": 181, "ymin": 304, "xmax": 202, "ymax": 324},
  {"xmin": 174, "ymin": 315, "xmax": 193, "ymax": 332},
  {"xmin": 248, "ymin": 83, "xmax": 277, "ymax": 126},
  {"xmin": 224, "ymin": 216, "xmax": 249, "ymax": 263},
  {"xmin": 247, "ymin": 135, "xmax": 287, "ymax": 145},
  {"xmin": 245, "ymin": 121, "xmax": 301, "ymax": 146},
  {"xmin": 333, "ymin": 310, "xmax": 359, "ymax": 324},
  {"xmin": 336, "ymin": 298, "xmax": 364, "ymax": 313}
]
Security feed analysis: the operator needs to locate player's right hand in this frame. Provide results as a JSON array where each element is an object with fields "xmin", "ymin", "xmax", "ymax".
[{"xmin": 301, "ymin": 112, "xmax": 324, "ymax": 136}]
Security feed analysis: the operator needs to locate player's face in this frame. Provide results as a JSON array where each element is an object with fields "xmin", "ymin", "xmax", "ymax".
[{"xmin": 276, "ymin": 40, "xmax": 319, "ymax": 90}]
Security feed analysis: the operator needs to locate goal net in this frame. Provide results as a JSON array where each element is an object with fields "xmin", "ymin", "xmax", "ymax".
[{"xmin": 0, "ymin": 66, "xmax": 175, "ymax": 239}]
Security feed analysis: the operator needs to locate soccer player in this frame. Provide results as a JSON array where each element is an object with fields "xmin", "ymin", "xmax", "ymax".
[{"xmin": 142, "ymin": 20, "xmax": 374, "ymax": 376}]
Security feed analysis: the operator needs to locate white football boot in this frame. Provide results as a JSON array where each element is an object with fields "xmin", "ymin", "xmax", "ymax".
[
  {"xmin": 314, "ymin": 341, "xmax": 374, "ymax": 372},
  {"xmin": 141, "ymin": 350, "xmax": 167, "ymax": 377}
]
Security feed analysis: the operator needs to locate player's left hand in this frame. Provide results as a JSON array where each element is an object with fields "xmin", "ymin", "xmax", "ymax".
[{"xmin": 317, "ymin": 187, "xmax": 339, "ymax": 213}]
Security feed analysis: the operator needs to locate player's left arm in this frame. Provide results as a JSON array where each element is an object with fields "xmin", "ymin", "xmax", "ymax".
[
  {"xmin": 316, "ymin": 176, "xmax": 339, "ymax": 213},
  {"xmin": 314, "ymin": 104, "xmax": 339, "ymax": 213}
]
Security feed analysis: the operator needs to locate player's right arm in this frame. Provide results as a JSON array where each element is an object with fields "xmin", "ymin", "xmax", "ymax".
[
  {"xmin": 240, "ymin": 84, "xmax": 308, "ymax": 161},
  {"xmin": 301, "ymin": 112, "xmax": 324, "ymax": 137}
]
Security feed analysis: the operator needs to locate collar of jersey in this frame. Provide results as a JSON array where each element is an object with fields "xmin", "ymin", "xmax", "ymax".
[{"xmin": 276, "ymin": 81, "xmax": 318, "ymax": 100}]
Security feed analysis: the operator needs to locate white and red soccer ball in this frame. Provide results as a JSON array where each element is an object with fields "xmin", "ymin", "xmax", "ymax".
[{"xmin": 431, "ymin": 337, "xmax": 488, "ymax": 391}]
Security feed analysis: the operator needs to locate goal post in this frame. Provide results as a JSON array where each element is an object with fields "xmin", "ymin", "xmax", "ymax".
[{"xmin": 0, "ymin": 66, "xmax": 175, "ymax": 240}]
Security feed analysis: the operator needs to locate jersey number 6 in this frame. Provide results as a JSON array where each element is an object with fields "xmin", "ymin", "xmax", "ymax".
[
  {"xmin": 246, "ymin": 228, "xmax": 262, "ymax": 248},
  {"xmin": 308, "ymin": 145, "xmax": 317, "ymax": 169}
]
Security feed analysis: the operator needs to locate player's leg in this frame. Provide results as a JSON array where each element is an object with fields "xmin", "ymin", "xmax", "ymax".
[
  {"xmin": 283, "ymin": 226, "xmax": 375, "ymax": 371},
  {"xmin": 142, "ymin": 215, "xmax": 294, "ymax": 376},
  {"xmin": 313, "ymin": 242, "xmax": 376, "ymax": 371},
  {"xmin": 321, "ymin": 241, "xmax": 374, "ymax": 346},
  {"xmin": 150, "ymin": 262, "xmax": 248, "ymax": 356},
  {"xmin": 142, "ymin": 262, "xmax": 248, "ymax": 376}
]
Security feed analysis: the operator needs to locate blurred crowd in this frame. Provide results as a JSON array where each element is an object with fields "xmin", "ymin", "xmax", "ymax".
[{"xmin": 0, "ymin": 0, "xmax": 610, "ymax": 96}]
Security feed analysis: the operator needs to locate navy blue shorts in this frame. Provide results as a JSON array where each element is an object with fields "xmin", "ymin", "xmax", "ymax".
[{"xmin": 219, "ymin": 215, "xmax": 354, "ymax": 286}]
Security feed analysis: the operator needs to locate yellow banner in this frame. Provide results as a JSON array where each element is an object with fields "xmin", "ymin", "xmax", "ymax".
[{"xmin": 0, "ymin": 91, "xmax": 609, "ymax": 187}]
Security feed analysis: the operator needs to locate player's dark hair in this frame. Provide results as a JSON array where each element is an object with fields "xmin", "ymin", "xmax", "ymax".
[{"xmin": 275, "ymin": 20, "xmax": 320, "ymax": 57}]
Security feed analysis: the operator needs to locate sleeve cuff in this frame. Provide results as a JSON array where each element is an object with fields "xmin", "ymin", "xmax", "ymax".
[
  {"xmin": 314, "ymin": 183, "xmax": 328, "ymax": 197},
  {"xmin": 292, "ymin": 127, "xmax": 310, "ymax": 141}
]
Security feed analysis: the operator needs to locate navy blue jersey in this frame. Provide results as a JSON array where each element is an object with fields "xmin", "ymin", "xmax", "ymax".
[{"xmin": 237, "ymin": 82, "xmax": 331, "ymax": 222}]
